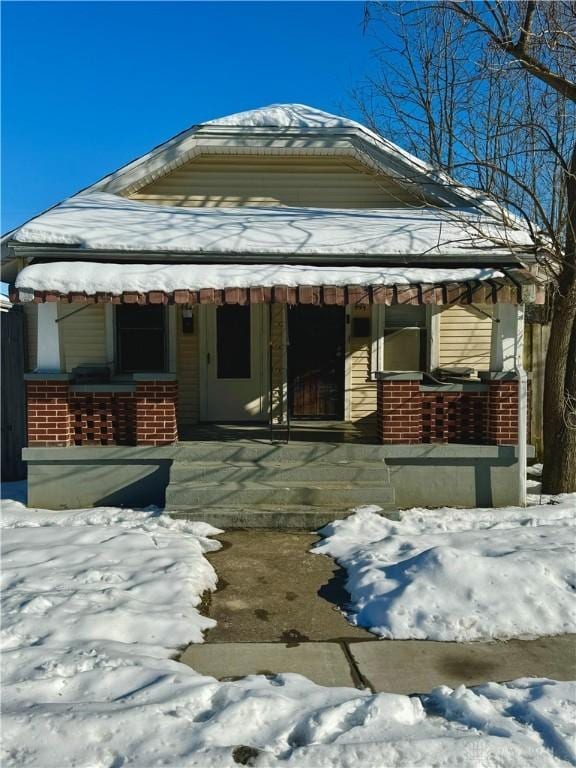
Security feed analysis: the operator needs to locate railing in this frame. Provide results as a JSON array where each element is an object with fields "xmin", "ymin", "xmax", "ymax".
[
  {"xmin": 25, "ymin": 375, "xmax": 178, "ymax": 448},
  {"xmin": 376, "ymin": 372, "xmax": 520, "ymax": 446},
  {"xmin": 69, "ymin": 390, "xmax": 136, "ymax": 446}
]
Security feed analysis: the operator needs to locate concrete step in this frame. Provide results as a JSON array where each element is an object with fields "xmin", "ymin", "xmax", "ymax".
[
  {"xmin": 174, "ymin": 441, "xmax": 387, "ymax": 464},
  {"xmin": 168, "ymin": 505, "xmax": 399, "ymax": 529},
  {"xmin": 169, "ymin": 460, "xmax": 391, "ymax": 485},
  {"xmin": 165, "ymin": 481, "xmax": 395, "ymax": 509}
]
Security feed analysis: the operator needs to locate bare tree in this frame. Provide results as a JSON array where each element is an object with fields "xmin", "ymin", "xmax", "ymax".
[{"xmin": 361, "ymin": 0, "xmax": 576, "ymax": 493}]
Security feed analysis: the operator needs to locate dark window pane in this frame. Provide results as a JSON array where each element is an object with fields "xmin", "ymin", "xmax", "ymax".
[
  {"xmin": 217, "ymin": 305, "xmax": 251, "ymax": 379},
  {"xmin": 116, "ymin": 305, "xmax": 166, "ymax": 373}
]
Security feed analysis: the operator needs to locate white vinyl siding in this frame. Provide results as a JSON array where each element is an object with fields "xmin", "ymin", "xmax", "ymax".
[
  {"xmin": 349, "ymin": 306, "xmax": 377, "ymax": 425},
  {"xmin": 57, "ymin": 304, "xmax": 107, "ymax": 372},
  {"xmin": 177, "ymin": 306, "xmax": 200, "ymax": 425},
  {"xmin": 128, "ymin": 155, "xmax": 418, "ymax": 209},
  {"xmin": 438, "ymin": 305, "xmax": 493, "ymax": 371}
]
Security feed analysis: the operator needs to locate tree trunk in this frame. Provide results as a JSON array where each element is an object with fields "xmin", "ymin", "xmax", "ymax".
[{"xmin": 542, "ymin": 143, "xmax": 576, "ymax": 494}]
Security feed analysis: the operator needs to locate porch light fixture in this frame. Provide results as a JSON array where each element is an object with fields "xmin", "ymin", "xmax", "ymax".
[{"xmin": 182, "ymin": 307, "xmax": 194, "ymax": 334}]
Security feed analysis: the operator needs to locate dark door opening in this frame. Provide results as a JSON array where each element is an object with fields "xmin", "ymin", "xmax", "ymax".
[{"xmin": 288, "ymin": 306, "xmax": 345, "ymax": 419}]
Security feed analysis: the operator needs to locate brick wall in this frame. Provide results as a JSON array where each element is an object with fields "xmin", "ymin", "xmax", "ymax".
[
  {"xmin": 26, "ymin": 380, "xmax": 178, "ymax": 447},
  {"xmin": 377, "ymin": 380, "xmax": 422, "ymax": 444},
  {"xmin": 486, "ymin": 380, "xmax": 519, "ymax": 445},
  {"xmin": 377, "ymin": 377, "xmax": 520, "ymax": 446},
  {"xmin": 135, "ymin": 381, "xmax": 178, "ymax": 446},
  {"xmin": 26, "ymin": 381, "xmax": 72, "ymax": 448}
]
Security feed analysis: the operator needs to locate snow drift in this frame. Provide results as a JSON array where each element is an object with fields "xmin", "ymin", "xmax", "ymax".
[{"xmin": 315, "ymin": 498, "xmax": 576, "ymax": 642}]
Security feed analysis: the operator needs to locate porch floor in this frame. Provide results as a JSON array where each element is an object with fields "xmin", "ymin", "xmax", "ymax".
[{"xmin": 178, "ymin": 420, "xmax": 378, "ymax": 444}]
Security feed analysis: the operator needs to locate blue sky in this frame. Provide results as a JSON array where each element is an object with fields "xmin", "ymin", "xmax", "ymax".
[{"xmin": 2, "ymin": 1, "xmax": 380, "ymax": 233}]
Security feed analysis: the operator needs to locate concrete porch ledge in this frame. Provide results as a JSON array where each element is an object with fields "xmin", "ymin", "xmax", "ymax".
[
  {"xmin": 379, "ymin": 444, "xmax": 534, "ymax": 459},
  {"xmin": 375, "ymin": 371, "xmax": 424, "ymax": 381},
  {"xmin": 23, "ymin": 441, "xmax": 532, "ymax": 513},
  {"xmin": 23, "ymin": 445, "xmax": 180, "ymax": 460},
  {"xmin": 23, "ymin": 372, "xmax": 74, "ymax": 381},
  {"xmin": 23, "ymin": 442, "xmax": 534, "ymax": 461}
]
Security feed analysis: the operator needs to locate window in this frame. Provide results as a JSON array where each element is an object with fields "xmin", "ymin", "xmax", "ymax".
[
  {"xmin": 116, "ymin": 305, "xmax": 166, "ymax": 373},
  {"xmin": 371, "ymin": 305, "xmax": 428, "ymax": 373},
  {"xmin": 216, "ymin": 305, "xmax": 251, "ymax": 379}
]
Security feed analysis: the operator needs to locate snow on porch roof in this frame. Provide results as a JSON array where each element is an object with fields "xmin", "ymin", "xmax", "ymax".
[
  {"xmin": 10, "ymin": 192, "xmax": 534, "ymax": 258},
  {"xmin": 15, "ymin": 261, "xmax": 545, "ymax": 306}
]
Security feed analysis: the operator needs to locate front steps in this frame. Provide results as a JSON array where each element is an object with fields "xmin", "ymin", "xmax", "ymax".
[
  {"xmin": 169, "ymin": 505, "xmax": 399, "ymax": 529},
  {"xmin": 166, "ymin": 440, "xmax": 396, "ymax": 528}
]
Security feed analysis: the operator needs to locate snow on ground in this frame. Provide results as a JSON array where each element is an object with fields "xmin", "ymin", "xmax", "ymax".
[
  {"xmin": 315, "ymin": 495, "xmax": 576, "ymax": 642},
  {"xmin": 2, "ymin": 490, "xmax": 575, "ymax": 767},
  {"xmin": 11, "ymin": 191, "xmax": 532, "ymax": 257},
  {"xmin": 16, "ymin": 259, "xmax": 504, "ymax": 296},
  {"xmin": 1, "ymin": 498, "xmax": 220, "ymax": 653}
]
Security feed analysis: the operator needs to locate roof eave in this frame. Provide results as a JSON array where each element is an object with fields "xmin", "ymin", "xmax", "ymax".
[{"xmin": 6, "ymin": 241, "xmax": 534, "ymax": 268}]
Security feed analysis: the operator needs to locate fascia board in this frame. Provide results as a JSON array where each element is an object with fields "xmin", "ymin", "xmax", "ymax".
[{"xmin": 8, "ymin": 243, "xmax": 533, "ymax": 266}]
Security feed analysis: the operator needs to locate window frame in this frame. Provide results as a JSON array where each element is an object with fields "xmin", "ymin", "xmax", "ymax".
[
  {"xmin": 115, "ymin": 304, "xmax": 168, "ymax": 374},
  {"xmin": 370, "ymin": 304, "xmax": 433, "ymax": 376}
]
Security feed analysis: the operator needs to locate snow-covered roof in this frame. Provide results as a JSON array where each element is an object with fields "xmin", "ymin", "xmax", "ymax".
[
  {"xmin": 11, "ymin": 192, "xmax": 533, "ymax": 258},
  {"xmin": 3, "ymin": 103, "xmax": 538, "ymax": 269},
  {"xmin": 206, "ymin": 103, "xmax": 366, "ymax": 130},
  {"xmin": 15, "ymin": 261, "xmax": 505, "ymax": 296},
  {"xmin": 203, "ymin": 104, "xmax": 438, "ymax": 184}
]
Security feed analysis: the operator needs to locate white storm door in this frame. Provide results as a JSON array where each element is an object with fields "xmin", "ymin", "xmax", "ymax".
[{"xmin": 201, "ymin": 304, "xmax": 269, "ymax": 421}]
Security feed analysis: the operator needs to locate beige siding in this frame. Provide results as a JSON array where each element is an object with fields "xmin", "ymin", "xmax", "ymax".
[
  {"xmin": 128, "ymin": 155, "xmax": 418, "ymax": 209},
  {"xmin": 438, "ymin": 305, "xmax": 493, "ymax": 371},
  {"xmin": 349, "ymin": 306, "xmax": 377, "ymax": 425},
  {"xmin": 23, "ymin": 303, "xmax": 37, "ymax": 371},
  {"xmin": 177, "ymin": 306, "xmax": 199, "ymax": 426},
  {"xmin": 57, "ymin": 304, "xmax": 107, "ymax": 372}
]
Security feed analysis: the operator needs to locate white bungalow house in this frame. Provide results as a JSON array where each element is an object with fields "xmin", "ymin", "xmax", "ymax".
[{"xmin": 1, "ymin": 104, "xmax": 544, "ymax": 524}]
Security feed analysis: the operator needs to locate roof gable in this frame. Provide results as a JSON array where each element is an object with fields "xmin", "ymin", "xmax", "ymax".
[
  {"xmin": 83, "ymin": 104, "xmax": 479, "ymax": 210},
  {"xmin": 128, "ymin": 154, "xmax": 421, "ymax": 210}
]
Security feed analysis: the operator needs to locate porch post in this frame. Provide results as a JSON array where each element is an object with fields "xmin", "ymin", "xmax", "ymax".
[
  {"xmin": 490, "ymin": 303, "xmax": 524, "ymax": 372},
  {"xmin": 36, "ymin": 302, "xmax": 61, "ymax": 372},
  {"xmin": 489, "ymin": 303, "xmax": 527, "ymax": 506}
]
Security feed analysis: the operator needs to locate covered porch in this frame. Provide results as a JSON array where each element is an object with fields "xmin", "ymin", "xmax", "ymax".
[
  {"xmin": 16, "ymin": 260, "xmax": 542, "ymax": 512},
  {"xmin": 17, "ymin": 260, "xmax": 542, "ymax": 445}
]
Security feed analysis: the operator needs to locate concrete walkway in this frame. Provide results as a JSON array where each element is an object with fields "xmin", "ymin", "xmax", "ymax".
[
  {"xmin": 181, "ymin": 636, "xmax": 576, "ymax": 694},
  {"xmin": 200, "ymin": 530, "xmax": 373, "ymax": 643},
  {"xmin": 180, "ymin": 530, "xmax": 576, "ymax": 693}
]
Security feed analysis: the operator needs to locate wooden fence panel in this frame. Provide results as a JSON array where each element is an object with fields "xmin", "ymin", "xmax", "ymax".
[{"xmin": 1, "ymin": 305, "xmax": 26, "ymax": 480}]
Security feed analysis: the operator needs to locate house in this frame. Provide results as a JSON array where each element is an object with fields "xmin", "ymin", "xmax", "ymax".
[{"xmin": 1, "ymin": 104, "xmax": 545, "ymax": 522}]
